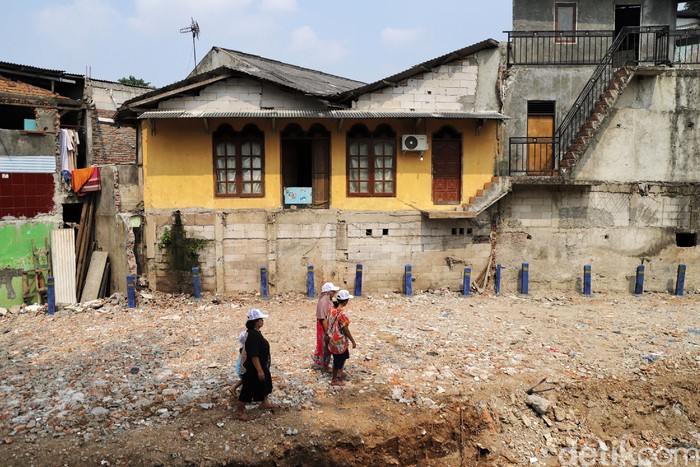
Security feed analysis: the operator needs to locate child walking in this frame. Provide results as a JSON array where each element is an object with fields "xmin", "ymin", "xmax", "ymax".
[
  {"xmin": 325, "ymin": 289, "xmax": 356, "ymax": 386},
  {"xmin": 229, "ymin": 329, "xmax": 247, "ymax": 395}
]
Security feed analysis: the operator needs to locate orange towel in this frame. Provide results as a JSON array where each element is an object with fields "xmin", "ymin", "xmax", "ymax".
[{"xmin": 71, "ymin": 167, "xmax": 94, "ymax": 193}]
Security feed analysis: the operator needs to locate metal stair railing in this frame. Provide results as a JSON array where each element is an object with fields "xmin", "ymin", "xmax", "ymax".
[{"xmin": 554, "ymin": 26, "xmax": 670, "ymax": 165}]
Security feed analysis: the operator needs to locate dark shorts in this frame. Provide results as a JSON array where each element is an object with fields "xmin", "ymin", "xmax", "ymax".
[{"xmin": 332, "ymin": 350, "xmax": 349, "ymax": 370}]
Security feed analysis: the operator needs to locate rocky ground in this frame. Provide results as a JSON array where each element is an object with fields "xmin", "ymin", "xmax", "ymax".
[{"xmin": 1, "ymin": 288, "xmax": 699, "ymax": 466}]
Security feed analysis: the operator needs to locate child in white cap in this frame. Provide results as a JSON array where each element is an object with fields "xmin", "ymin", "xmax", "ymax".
[
  {"xmin": 313, "ymin": 282, "xmax": 340, "ymax": 370},
  {"xmin": 325, "ymin": 290, "xmax": 356, "ymax": 386}
]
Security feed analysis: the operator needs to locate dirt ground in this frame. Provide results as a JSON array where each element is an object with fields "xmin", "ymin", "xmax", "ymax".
[{"xmin": 1, "ymin": 288, "xmax": 699, "ymax": 466}]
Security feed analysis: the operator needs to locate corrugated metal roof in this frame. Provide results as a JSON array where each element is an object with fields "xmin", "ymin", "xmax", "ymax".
[
  {"xmin": 138, "ymin": 109, "xmax": 508, "ymax": 120},
  {"xmin": 208, "ymin": 48, "xmax": 365, "ymax": 96},
  {"xmin": 0, "ymin": 156, "xmax": 56, "ymax": 173}
]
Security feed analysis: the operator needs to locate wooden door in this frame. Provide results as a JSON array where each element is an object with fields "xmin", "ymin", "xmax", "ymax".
[
  {"xmin": 527, "ymin": 115, "xmax": 555, "ymax": 175},
  {"xmin": 311, "ymin": 139, "xmax": 330, "ymax": 208},
  {"xmin": 432, "ymin": 140, "xmax": 461, "ymax": 204}
]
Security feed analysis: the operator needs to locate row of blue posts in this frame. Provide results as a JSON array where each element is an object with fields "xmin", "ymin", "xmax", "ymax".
[{"xmin": 40, "ymin": 262, "xmax": 690, "ymax": 315}]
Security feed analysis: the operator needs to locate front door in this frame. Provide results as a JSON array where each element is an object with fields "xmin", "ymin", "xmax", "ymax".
[
  {"xmin": 527, "ymin": 101, "xmax": 556, "ymax": 175},
  {"xmin": 432, "ymin": 127, "xmax": 462, "ymax": 204}
]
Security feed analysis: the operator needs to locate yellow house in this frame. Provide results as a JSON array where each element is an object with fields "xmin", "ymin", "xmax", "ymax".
[{"xmin": 117, "ymin": 40, "xmax": 508, "ymax": 295}]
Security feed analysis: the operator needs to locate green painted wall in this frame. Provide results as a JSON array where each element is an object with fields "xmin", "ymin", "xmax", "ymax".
[{"xmin": 0, "ymin": 222, "xmax": 54, "ymax": 308}]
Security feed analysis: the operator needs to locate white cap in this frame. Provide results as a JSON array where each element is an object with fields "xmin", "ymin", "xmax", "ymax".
[
  {"xmin": 247, "ymin": 308, "xmax": 268, "ymax": 320},
  {"xmin": 336, "ymin": 290, "xmax": 353, "ymax": 300},
  {"xmin": 321, "ymin": 282, "xmax": 340, "ymax": 293}
]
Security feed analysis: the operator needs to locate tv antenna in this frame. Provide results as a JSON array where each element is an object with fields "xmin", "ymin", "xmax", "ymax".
[{"xmin": 180, "ymin": 18, "xmax": 200, "ymax": 67}]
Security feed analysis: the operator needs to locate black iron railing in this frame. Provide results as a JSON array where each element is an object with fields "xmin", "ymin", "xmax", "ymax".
[
  {"xmin": 508, "ymin": 137, "xmax": 559, "ymax": 175},
  {"xmin": 507, "ymin": 30, "xmax": 614, "ymax": 65},
  {"xmin": 671, "ymin": 29, "xmax": 700, "ymax": 64}
]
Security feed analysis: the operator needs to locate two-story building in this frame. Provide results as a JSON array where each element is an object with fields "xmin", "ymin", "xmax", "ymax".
[{"xmin": 496, "ymin": 0, "xmax": 700, "ymax": 292}]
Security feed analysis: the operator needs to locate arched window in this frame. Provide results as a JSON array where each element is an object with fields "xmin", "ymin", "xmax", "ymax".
[
  {"xmin": 346, "ymin": 124, "xmax": 396, "ymax": 196},
  {"xmin": 213, "ymin": 124, "xmax": 264, "ymax": 197}
]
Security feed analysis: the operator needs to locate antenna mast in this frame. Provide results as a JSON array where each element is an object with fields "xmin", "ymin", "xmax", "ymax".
[{"xmin": 180, "ymin": 18, "xmax": 200, "ymax": 68}]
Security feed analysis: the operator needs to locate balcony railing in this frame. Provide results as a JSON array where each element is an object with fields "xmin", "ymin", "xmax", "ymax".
[
  {"xmin": 507, "ymin": 27, "xmax": 700, "ymax": 67},
  {"xmin": 508, "ymin": 137, "xmax": 559, "ymax": 176},
  {"xmin": 507, "ymin": 30, "xmax": 614, "ymax": 66}
]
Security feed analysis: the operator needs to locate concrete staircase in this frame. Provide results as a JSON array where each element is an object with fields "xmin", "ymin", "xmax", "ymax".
[
  {"xmin": 463, "ymin": 176, "xmax": 512, "ymax": 216},
  {"xmin": 560, "ymin": 66, "xmax": 635, "ymax": 173}
]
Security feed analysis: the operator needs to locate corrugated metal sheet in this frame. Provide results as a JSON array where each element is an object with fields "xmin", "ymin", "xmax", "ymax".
[
  {"xmin": 0, "ymin": 156, "xmax": 56, "ymax": 173},
  {"xmin": 139, "ymin": 109, "xmax": 508, "ymax": 120},
  {"xmin": 50, "ymin": 229, "xmax": 77, "ymax": 305}
]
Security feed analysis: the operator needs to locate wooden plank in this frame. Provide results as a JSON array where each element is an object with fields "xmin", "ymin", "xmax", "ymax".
[{"xmin": 80, "ymin": 251, "xmax": 109, "ymax": 302}]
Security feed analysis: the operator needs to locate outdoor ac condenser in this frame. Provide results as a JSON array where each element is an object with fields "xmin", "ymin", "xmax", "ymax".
[{"xmin": 401, "ymin": 134, "xmax": 428, "ymax": 151}]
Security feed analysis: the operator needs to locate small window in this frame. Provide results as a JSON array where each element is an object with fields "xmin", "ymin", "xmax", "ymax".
[
  {"xmin": 213, "ymin": 124, "xmax": 264, "ymax": 197},
  {"xmin": 347, "ymin": 124, "xmax": 396, "ymax": 197},
  {"xmin": 555, "ymin": 3, "xmax": 576, "ymax": 43}
]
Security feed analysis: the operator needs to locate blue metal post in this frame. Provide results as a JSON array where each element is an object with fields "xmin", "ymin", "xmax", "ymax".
[
  {"xmin": 495, "ymin": 264, "xmax": 501, "ymax": 296},
  {"xmin": 676, "ymin": 264, "xmax": 686, "ymax": 296},
  {"xmin": 354, "ymin": 264, "xmax": 363, "ymax": 297},
  {"xmin": 307, "ymin": 265, "xmax": 315, "ymax": 298},
  {"xmin": 521, "ymin": 263, "xmax": 529, "ymax": 295},
  {"xmin": 192, "ymin": 267, "xmax": 201, "ymax": 299},
  {"xmin": 260, "ymin": 267, "xmax": 269, "ymax": 299},
  {"xmin": 462, "ymin": 267, "xmax": 471, "ymax": 296},
  {"xmin": 634, "ymin": 265, "xmax": 645, "ymax": 295},
  {"xmin": 47, "ymin": 276, "xmax": 55, "ymax": 315},
  {"xmin": 127, "ymin": 275, "xmax": 136, "ymax": 308},
  {"xmin": 583, "ymin": 265, "xmax": 592, "ymax": 295},
  {"xmin": 404, "ymin": 265, "xmax": 413, "ymax": 296}
]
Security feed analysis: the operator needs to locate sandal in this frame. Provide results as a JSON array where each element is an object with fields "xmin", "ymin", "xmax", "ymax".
[
  {"xmin": 235, "ymin": 412, "xmax": 252, "ymax": 421},
  {"xmin": 331, "ymin": 380, "xmax": 346, "ymax": 386},
  {"xmin": 259, "ymin": 402, "xmax": 279, "ymax": 410}
]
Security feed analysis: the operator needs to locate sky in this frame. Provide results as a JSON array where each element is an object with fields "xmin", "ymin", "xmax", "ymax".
[{"xmin": 0, "ymin": 0, "xmax": 513, "ymax": 88}]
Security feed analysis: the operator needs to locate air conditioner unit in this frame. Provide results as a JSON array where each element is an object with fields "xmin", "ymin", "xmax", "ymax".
[{"xmin": 401, "ymin": 134, "xmax": 428, "ymax": 151}]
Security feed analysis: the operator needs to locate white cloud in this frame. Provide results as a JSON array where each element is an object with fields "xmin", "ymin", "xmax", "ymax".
[
  {"xmin": 260, "ymin": 0, "xmax": 298, "ymax": 13},
  {"xmin": 288, "ymin": 26, "xmax": 348, "ymax": 65},
  {"xmin": 34, "ymin": 0, "xmax": 120, "ymax": 49},
  {"xmin": 381, "ymin": 27, "xmax": 425, "ymax": 48}
]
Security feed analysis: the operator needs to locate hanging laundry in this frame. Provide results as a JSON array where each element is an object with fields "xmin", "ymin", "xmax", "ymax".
[
  {"xmin": 59, "ymin": 129, "xmax": 73, "ymax": 172},
  {"xmin": 77, "ymin": 166, "xmax": 101, "ymax": 196}
]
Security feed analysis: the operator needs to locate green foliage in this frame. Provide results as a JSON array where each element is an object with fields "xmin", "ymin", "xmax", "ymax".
[
  {"xmin": 118, "ymin": 75, "xmax": 153, "ymax": 88},
  {"xmin": 157, "ymin": 227, "xmax": 171, "ymax": 250}
]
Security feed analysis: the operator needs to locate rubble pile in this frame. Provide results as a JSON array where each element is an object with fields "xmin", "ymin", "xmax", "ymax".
[{"xmin": 1, "ymin": 289, "xmax": 699, "ymax": 465}]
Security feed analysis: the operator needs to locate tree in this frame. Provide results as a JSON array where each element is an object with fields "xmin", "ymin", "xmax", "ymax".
[
  {"xmin": 117, "ymin": 75, "xmax": 152, "ymax": 88},
  {"xmin": 684, "ymin": 1, "xmax": 700, "ymax": 13}
]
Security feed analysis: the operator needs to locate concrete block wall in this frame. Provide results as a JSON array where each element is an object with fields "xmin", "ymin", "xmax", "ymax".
[
  {"xmin": 145, "ymin": 208, "xmax": 494, "ymax": 296},
  {"xmin": 497, "ymin": 184, "xmax": 700, "ymax": 293},
  {"xmin": 159, "ymin": 79, "xmax": 326, "ymax": 112},
  {"xmin": 354, "ymin": 58, "xmax": 480, "ymax": 112}
]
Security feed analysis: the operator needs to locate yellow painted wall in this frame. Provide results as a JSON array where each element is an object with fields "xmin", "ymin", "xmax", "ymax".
[{"xmin": 142, "ymin": 118, "xmax": 498, "ymax": 211}]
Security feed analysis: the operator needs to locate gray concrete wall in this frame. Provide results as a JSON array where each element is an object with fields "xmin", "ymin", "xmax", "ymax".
[
  {"xmin": 496, "ymin": 184, "xmax": 700, "ymax": 293},
  {"xmin": 575, "ymin": 70, "xmax": 700, "ymax": 182},
  {"xmin": 512, "ymin": 0, "xmax": 676, "ymax": 31},
  {"xmin": 144, "ymin": 208, "xmax": 494, "ymax": 295}
]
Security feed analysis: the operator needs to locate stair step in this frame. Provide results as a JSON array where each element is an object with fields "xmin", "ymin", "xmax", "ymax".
[
  {"xmin": 491, "ymin": 175, "xmax": 500, "ymax": 184},
  {"xmin": 482, "ymin": 182, "xmax": 492, "ymax": 191},
  {"xmin": 468, "ymin": 196, "xmax": 476, "ymax": 204}
]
